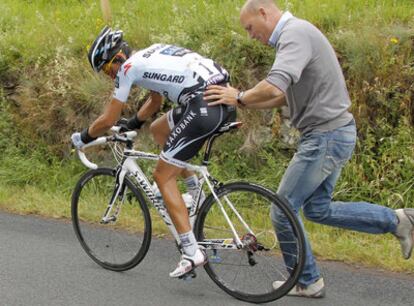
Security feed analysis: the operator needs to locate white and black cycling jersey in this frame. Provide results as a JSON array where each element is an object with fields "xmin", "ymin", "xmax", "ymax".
[{"xmin": 113, "ymin": 44, "xmax": 229, "ymax": 105}]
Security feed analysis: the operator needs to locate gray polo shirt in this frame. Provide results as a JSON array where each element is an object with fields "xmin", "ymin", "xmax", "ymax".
[{"xmin": 266, "ymin": 13, "xmax": 353, "ymax": 134}]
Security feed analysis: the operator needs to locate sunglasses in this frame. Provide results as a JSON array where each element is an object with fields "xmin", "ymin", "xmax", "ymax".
[{"xmin": 102, "ymin": 55, "xmax": 117, "ymax": 75}]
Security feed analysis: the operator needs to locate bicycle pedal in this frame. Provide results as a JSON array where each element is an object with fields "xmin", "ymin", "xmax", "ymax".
[
  {"xmin": 179, "ymin": 270, "xmax": 197, "ymax": 281},
  {"xmin": 256, "ymin": 243, "xmax": 269, "ymax": 251},
  {"xmin": 247, "ymin": 251, "xmax": 257, "ymax": 266}
]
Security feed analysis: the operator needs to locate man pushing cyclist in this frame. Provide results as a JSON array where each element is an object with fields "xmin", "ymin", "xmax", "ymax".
[{"xmin": 71, "ymin": 26, "xmax": 236, "ymax": 278}]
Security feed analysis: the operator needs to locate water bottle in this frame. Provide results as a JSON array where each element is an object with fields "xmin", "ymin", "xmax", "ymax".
[
  {"xmin": 152, "ymin": 183, "xmax": 193, "ymax": 209},
  {"xmin": 182, "ymin": 192, "xmax": 194, "ymax": 210}
]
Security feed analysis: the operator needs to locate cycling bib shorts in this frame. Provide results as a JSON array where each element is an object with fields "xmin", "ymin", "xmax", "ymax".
[{"xmin": 161, "ymin": 93, "xmax": 236, "ymax": 168}]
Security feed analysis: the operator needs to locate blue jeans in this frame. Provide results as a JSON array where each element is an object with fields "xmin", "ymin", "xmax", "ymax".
[{"xmin": 271, "ymin": 120, "xmax": 398, "ymax": 286}]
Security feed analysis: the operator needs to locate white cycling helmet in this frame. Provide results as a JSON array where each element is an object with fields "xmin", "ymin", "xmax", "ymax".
[{"xmin": 87, "ymin": 26, "xmax": 129, "ymax": 72}]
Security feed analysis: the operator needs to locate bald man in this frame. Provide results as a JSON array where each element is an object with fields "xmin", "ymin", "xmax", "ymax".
[{"xmin": 205, "ymin": 0, "xmax": 414, "ymax": 298}]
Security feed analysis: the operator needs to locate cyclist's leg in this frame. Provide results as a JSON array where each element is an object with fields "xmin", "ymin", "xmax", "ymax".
[
  {"xmin": 159, "ymin": 97, "xmax": 230, "ymax": 200},
  {"xmin": 150, "ymin": 114, "xmax": 170, "ymax": 146},
  {"xmin": 160, "ymin": 99, "xmax": 235, "ymax": 194},
  {"xmin": 153, "ymin": 158, "xmax": 206, "ymax": 278},
  {"xmin": 156, "ymin": 96, "xmax": 233, "ymax": 277},
  {"xmin": 150, "ymin": 112, "xmax": 198, "ymax": 181},
  {"xmin": 153, "ymin": 159, "xmax": 191, "ymax": 233}
]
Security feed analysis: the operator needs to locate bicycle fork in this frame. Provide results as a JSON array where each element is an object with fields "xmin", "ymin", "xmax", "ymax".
[{"xmin": 100, "ymin": 167, "xmax": 127, "ymax": 224}]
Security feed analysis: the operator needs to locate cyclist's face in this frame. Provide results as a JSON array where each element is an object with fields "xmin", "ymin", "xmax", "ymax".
[
  {"xmin": 103, "ymin": 60, "xmax": 117, "ymax": 80},
  {"xmin": 240, "ymin": 8, "xmax": 272, "ymax": 45},
  {"xmin": 102, "ymin": 54, "xmax": 124, "ymax": 80}
]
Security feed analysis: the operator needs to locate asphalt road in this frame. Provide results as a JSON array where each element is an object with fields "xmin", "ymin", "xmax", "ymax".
[{"xmin": 0, "ymin": 212, "xmax": 413, "ymax": 306}]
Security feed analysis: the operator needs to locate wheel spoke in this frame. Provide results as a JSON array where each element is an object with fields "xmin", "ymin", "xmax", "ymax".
[
  {"xmin": 196, "ymin": 182, "xmax": 305, "ymax": 303},
  {"xmin": 72, "ymin": 169, "xmax": 151, "ymax": 271}
]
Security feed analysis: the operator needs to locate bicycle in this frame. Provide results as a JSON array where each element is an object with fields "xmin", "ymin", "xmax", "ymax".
[{"xmin": 71, "ymin": 121, "xmax": 305, "ymax": 303}]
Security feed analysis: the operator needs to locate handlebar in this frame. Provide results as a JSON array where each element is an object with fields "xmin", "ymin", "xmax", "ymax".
[
  {"xmin": 76, "ymin": 128, "xmax": 138, "ymax": 169},
  {"xmin": 77, "ymin": 150, "xmax": 99, "ymax": 169}
]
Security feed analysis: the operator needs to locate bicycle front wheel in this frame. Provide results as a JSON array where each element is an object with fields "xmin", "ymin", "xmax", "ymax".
[
  {"xmin": 72, "ymin": 168, "xmax": 152, "ymax": 271},
  {"xmin": 194, "ymin": 182, "xmax": 305, "ymax": 303}
]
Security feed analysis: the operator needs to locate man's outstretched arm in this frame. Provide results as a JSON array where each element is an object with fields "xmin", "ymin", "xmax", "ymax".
[{"xmin": 204, "ymin": 80, "xmax": 286, "ymax": 109}]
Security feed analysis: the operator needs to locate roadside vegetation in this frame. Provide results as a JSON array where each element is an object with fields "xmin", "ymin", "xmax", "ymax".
[{"xmin": 0, "ymin": 0, "xmax": 413, "ymax": 272}]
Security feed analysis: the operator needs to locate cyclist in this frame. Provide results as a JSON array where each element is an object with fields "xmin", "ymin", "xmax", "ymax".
[{"xmin": 71, "ymin": 26, "xmax": 236, "ymax": 278}]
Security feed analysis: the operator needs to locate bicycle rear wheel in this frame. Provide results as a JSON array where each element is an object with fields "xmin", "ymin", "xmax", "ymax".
[
  {"xmin": 72, "ymin": 168, "xmax": 152, "ymax": 271},
  {"xmin": 194, "ymin": 182, "xmax": 305, "ymax": 303}
]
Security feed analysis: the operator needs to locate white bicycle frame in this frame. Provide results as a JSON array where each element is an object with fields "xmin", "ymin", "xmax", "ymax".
[{"xmin": 77, "ymin": 127, "xmax": 254, "ymax": 250}]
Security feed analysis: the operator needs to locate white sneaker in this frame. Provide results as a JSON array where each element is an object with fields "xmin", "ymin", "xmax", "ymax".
[
  {"xmin": 169, "ymin": 248, "xmax": 207, "ymax": 278},
  {"xmin": 394, "ymin": 209, "xmax": 414, "ymax": 259},
  {"xmin": 273, "ymin": 278, "xmax": 325, "ymax": 298}
]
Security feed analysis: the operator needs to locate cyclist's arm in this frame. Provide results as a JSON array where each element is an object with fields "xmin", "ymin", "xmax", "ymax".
[
  {"xmin": 87, "ymin": 92, "xmax": 163, "ymax": 138},
  {"xmin": 86, "ymin": 65, "xmax": 165, "ymax": 138},
  {"xmin": 136, "ymin": 91, "xmax": 164, "ymax": 120},
  {"xmin": 88, "ymin": 98, "xmax": 124, "ymax": 137}
]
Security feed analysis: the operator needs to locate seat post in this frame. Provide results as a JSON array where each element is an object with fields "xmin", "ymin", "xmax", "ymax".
[
  {"xmin": 201, "ymin": 121, "xmax": 242, "ymax": 166},
  {"xmin": 202, "ymin": 134, "xmax": 220, "ymax": 166}
]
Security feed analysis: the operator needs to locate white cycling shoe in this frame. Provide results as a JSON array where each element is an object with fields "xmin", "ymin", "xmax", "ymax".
[{"xmin": 169, "ymin": 248, "xmax": 208, "ymax": 278}]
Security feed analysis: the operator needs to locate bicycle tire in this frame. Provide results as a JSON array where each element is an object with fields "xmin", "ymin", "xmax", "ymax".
[
  {"xmin": 72, "ymin": 168, "xmax": 152, "ymax": 271},
  {"xmin": 194, "ymin": 182, "xmax": 305, "ymax": 303}
]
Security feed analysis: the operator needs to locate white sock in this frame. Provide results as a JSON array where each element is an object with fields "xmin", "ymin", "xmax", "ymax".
[{"xmin": 179, "ymin": 231, "xmax": 198, "ymax": 256}]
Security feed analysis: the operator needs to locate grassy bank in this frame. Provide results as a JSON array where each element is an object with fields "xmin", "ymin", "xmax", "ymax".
[{"xmin": 0, "ymin": 0, "xmax": 413, "ymax": 273}]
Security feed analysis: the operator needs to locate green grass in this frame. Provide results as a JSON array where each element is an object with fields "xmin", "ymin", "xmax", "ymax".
[{"xmin": 0, "ymin": 0, "xmax": 414, "ymax": 273}]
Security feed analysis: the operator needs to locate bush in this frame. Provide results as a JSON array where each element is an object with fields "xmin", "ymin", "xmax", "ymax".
[{"xmin": 0, "ymin": 0, "xmax": 413, "ymax": 208}]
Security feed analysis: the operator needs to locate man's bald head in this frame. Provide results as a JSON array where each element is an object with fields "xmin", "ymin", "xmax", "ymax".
[
  {"xmin": 242, "ymin": 0, "xmax": 278, "ymax": 14},
  {"xmin": 240, "ymin": 0, "xmax": 281, "ymax": 45}
]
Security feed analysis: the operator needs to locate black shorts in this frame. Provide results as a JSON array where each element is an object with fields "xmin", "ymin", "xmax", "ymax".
[{"xmin": 161, "ymin": 94, "xmax": 236, "ymax": 168}]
